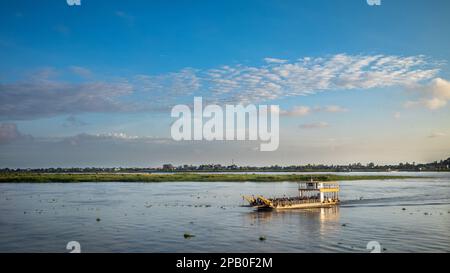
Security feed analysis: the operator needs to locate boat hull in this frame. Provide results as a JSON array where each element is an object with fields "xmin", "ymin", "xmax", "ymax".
[{"xmin": 256, "ymin": 201, "xmax": 339, "ymax": 210}]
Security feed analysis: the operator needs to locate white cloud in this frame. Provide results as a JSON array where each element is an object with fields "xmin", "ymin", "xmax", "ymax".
[
  {"xmin": 425, "ymin": 98, "xmax": 447, "ymax": 110},
  {"xmin": 404, "ymin": 77, "xmax": 450, "ymax": 110},
  {"xmin": 263, "ymin": 58, "xmax": 288, "ymax": 64},
  {"xmin": 134, "ymin": 68, "xmax": 200, "ymax": 97},
  {"xmin": 95, "ymin": 132, "xmax": 140, "ymax": 140},
  {"xmin": 0, "ymin": 54, "xmax": 442, "ymax": 120},
  {"xmin": 394, "ymin": 112, "xmax": 401, "ymax": 119},
  {"xmin": 205, "ymin": 54, "xmax": 439, "ymax": 104}
]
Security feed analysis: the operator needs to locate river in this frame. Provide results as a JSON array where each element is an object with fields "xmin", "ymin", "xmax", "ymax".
[{"xmin": 0, "ymin": 172, "xmax": 448, "ymax": 252}]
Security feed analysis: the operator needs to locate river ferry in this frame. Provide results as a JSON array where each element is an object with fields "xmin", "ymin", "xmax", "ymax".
[{"xmin": 243, "ymin": 180, "xmax": 340, "ymax": 210}]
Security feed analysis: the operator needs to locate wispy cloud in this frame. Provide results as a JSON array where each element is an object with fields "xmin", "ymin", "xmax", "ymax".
[
  {"xmin": 0, "ymin": 54, "xmax": 442, "ymax": 120},
  {"xmin": 280, "ymin": 106, "xmax": 311, "ymax": 116},
  {"xmin": 205, "ymin": 54, "xmax": 439, "ymax": 103},
  {"xmin": 0, "ymin": 124, "xmax": 170, "ymax": 146},
  {"xmin": 263, "ymin": 57, "xmax": 288, "ymax": 64},
  {"xmin": 35, "ymin": 131, "xmax": 170, "ymax": 147},
  {"xmin": 281, "ymin": 105, "xmax": 348, "ymax": 116},
  {"xmin": 428, "ymin": 132, "xmax": 446, "ymax": 138},
  {"xmin": 69, "ymin": 66, "xmax": 93, "ymax": 78},
  {"xmin": 0, "ymin": 69, "xmax": 135, "ymax": 120},
  {"xmin": 299, "ymin": 122, "xmax": 330, "ymax": 129},
  {"xmin": 322, "ymin": 105, "xmax": 349, "ymax": 113}
]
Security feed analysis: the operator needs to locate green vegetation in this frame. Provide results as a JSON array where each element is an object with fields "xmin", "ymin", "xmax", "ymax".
[{"xmin": 0, "ymin": 172, "xmax": 421, "ymax": 183}]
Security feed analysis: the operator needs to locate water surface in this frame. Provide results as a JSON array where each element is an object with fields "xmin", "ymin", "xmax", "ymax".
[{"xmin": 0, "ymin": 172, "xmax": 449, "ymax": 252}]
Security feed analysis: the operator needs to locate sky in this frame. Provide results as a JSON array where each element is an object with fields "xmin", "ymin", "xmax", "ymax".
[{"xmin": 0, "ymin": 0, "xmax": 449, "ymax": 168}]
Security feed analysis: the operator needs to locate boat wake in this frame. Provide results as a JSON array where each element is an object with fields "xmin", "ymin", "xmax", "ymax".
[{"xmin": 341, "ymin": 195, "xmax": 450, "ymax": 208}]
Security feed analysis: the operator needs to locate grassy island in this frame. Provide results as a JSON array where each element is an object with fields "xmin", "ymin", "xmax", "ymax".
[{"xmin": 0, "ymin": 172, "xmax": 421, "ymax": 183}]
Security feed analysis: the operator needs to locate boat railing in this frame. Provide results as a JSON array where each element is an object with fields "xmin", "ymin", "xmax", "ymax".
[
  {"xmin": 298, "ymin": 182, "xmax": 339, "ymax": 190},
  {"xmin": 298, "ymin": 183, "xmax": 319, "ymax": 190},
  {"xmin": 317, "ymin": 183, "xmax": 339, "ymax": 190}
]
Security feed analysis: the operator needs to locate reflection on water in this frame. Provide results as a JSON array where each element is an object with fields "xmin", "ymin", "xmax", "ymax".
[
  {"xmin": 246, "ymin": 207, "xmax": 339, "ymax": 224},
  {"xmin": 246, "ymin": 207, "xmax": 340, "ymax": 242},
  {"xmin": 0, "ymin": 172, "xmax": 449, "ymax": 253}
]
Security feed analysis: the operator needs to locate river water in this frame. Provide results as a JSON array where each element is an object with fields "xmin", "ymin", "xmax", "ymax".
[{"xmin": 0, "ymin": 172, "xmax": 449, "ymax": 252}]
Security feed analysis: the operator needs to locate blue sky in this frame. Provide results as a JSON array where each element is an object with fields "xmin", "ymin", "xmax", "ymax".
[{"xmin": 0, "ymin": 0, "xmax": 449, "ymax": 167}]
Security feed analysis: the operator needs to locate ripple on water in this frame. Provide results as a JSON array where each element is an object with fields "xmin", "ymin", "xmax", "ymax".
[{"xmin": 0, "ymin": 174, "xmax": 449, "ymax": 252}]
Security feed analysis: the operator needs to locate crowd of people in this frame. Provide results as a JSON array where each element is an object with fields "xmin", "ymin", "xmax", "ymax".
[{"xmin": 271, "ymin": 195, "xmax": 321, "ymax": 207}]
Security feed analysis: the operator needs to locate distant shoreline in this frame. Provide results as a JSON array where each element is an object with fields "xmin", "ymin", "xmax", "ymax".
[
  {"xmin": 154, "ymin": 170, "xmax": 450, "ymax": 173},
  {"xmin": 0, "ymin": 173, "xmax": 425, "ymax": 183}
]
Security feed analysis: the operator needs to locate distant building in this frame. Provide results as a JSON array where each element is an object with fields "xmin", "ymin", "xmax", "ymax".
[{"xmin": 162, "ymin": 164, "xmax": 175, "ymax": 171}]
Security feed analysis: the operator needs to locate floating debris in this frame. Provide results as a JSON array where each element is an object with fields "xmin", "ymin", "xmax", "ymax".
[
  {"xmin": 342, "ymin": 223, "xmax": 347, "ymax": 227},
  {"xmin": 259, "ymin": 236, "xmax": 266, "ymax": 241},
  {"xmin": 184, "ymin": 233, "xmax": 195, "ymax": 239},
  {"xmin": 402, "ymin": 208, "xmax": 406, "ymax": 211},
  {"xmin": 96, "ymin": 218, "xmax": 101, "ymax": 222}
]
